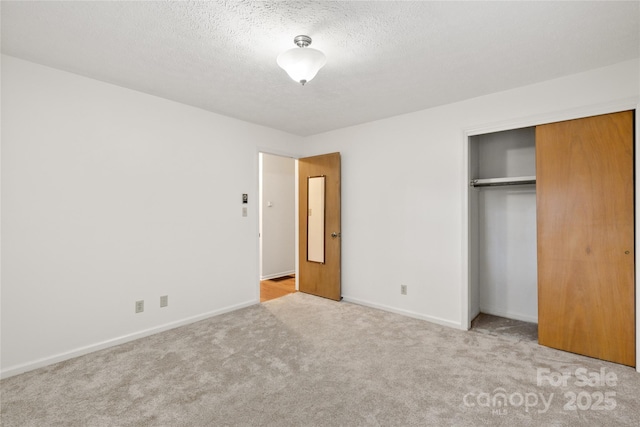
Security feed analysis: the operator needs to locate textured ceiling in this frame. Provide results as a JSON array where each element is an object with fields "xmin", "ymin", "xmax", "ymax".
[{"xmin": 2, "ymin": 1, "xmax": 639, "ymax": 136}]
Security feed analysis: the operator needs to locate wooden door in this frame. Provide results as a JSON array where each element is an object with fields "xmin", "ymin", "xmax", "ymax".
[
  {"xmin": 298, "ymin": 153, "xmax": 341, "ymax": 301},
  {"xmin": 536, "ymin": 110, "xmax": 635, "ymax": 366}
]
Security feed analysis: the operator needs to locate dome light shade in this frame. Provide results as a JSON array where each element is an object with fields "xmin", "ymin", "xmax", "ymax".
[{"xmin": 277, "ymin": 35, "xmax": 326, "ymax": 85}]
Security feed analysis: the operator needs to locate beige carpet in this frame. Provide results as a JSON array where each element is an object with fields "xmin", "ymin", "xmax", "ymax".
[{"xmin": 1, "ymin": 292, "xmax": 639, "ymax": 426}]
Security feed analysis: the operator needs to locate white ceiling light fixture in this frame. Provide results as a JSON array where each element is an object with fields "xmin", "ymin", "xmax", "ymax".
[{"xmin": 277, "ymin": 35, "xmax": 326, "ymax": 86}]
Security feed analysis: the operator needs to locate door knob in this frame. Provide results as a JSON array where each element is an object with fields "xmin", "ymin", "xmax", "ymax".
[{"xmin": 331, "ymin": 232, "xmax": 341, "ymax": 238}]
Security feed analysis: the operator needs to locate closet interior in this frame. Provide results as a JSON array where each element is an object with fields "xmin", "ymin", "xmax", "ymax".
[{"xmin": 468, "ymin": 126, "xmax": 538, "ymax": 332}]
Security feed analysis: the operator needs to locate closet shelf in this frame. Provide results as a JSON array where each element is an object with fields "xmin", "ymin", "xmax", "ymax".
[{"xmin": 470, "ymin": 176, "xmax": 536, "ymax": 187}]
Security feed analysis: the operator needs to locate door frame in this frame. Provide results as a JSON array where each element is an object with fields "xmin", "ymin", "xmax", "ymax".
[
  {"xmin": 256, "ymin": 148, "xmax": 302, "ymax": 299},
  {"xmin": 460, "ymin": 97, "xmax": 640, "ymax": 372}
]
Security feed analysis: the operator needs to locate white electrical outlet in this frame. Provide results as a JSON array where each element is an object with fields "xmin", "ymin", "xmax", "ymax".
[
  {"xmin": 135, "ymin": 300, "xmax": 144, "ymax": 313},
  {"xmin": 160, "ymin": 295, "xmax": 168, "ymax": 308},
  {"xmin": 401, "ymin": 285, "xmax": 407, "ymax": 295}
]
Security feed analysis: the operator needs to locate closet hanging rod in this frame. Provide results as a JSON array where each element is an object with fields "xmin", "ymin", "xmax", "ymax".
[{"xmin": 470, "ymin": 176, "xmax": 536, "ymax": 187}]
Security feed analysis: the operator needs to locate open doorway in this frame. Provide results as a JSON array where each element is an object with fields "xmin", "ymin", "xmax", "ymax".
[{"xmin": 259, "ymin": 153, "xmax": 296, "ymax": 302}]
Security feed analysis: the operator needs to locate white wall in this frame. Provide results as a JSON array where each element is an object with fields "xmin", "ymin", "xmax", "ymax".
[
  {"xmin": 301, "ymin": 59, "xmax": 640, "ymax": 330},
  {"xmin": 259, "ymin": 153, "xmax": 295, "ymax": 279},
  {"xmin": 477, "ymin": 186, "xmax": 537, "ymax": 322},
  {"xmin": 0, "ymin": 55, "xmax": 300, "ymax": 377},
  {"xmin": 2, "ymin": 55, "xmax": 639, "ymax": 377}
]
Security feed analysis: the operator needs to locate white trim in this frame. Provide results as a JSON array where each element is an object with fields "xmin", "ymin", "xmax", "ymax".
[
  {"xmin": 255, "ymin": 146, "xmax": 303, "ymax": 160},
  {"xmin": 294, "ymin": 160, "xmax": 299, "ymax": 292},
  {"xmin": 465, "ymin": 97, "xmax": 639, "ymax": 136},
  {"xmin": 260, "ymin": 270, "xmax": 295, "ymax": 281},
  {"xmin": 461, "ymin": 128, "xmax": 471, "ymax": 330},
  {"xmin": 0, "ymin": 300, "xmax": 257, "ymax": 379},
  {"xmin": 343, "ymin": 296, "xmax": 465, "ymax": 330},
  {"xmin": 462, "ymin": 97, "xmax": 640, "ymax": 371}
]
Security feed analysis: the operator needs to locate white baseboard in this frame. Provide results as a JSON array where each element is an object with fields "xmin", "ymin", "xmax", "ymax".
[
  {"xmin": 260, "ymin": 270, "xmax": 295, "ymax": 281},
  {"xmin": 479, "ymin": 306, "xmax": 538, "ymax": 324},
  {"xmin": 342, "ymin": 295, "xmax": 465, "ymax": 330},
  {"xmin": 0, "ymin": 300, "xmax": 258, "ymax": 379}
]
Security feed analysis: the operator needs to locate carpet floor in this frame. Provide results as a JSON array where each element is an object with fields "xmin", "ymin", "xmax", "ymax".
[{"xmin": 1, "ymin": 292, "xmax": 639, "ymax": 426}]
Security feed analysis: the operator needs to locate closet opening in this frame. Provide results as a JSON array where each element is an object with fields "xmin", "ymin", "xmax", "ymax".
[{"xmin": 468, "ymin": 126, "xmax": 538, "ymax": 342}]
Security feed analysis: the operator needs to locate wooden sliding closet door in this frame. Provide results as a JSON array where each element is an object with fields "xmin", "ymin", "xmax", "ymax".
[{"xmin": 536, "ymin": 110, "xmax": 635, "ymax": 366}]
